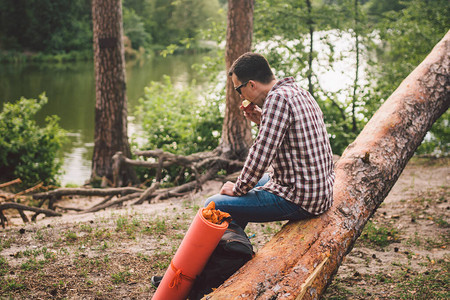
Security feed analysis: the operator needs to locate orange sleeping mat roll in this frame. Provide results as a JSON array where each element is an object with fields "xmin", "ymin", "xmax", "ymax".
[{"xmin": 152, "ymin": 202, "xmax": 230, "ymax": 300}]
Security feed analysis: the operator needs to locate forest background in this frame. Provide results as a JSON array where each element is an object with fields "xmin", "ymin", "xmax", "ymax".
[{"xmin": 0, "ymin": 0, "xmax": 449, "ymax": 188}]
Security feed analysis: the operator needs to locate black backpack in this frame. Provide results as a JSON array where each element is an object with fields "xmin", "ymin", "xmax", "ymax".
[{"xmin": 188, "ymin": 222, "xmax": 254, "ymax": 300}]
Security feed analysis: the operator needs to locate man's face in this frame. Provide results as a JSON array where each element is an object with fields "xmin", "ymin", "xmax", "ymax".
[
  {"xmin": 232, "ymin": 74, "xmax": 266, "ymax": 108},
  {"xmin": 232, "ymin": 74, "xmax": 250, "ymax": 100}
]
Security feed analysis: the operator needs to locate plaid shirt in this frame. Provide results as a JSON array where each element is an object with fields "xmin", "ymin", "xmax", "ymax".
[{"xmin": 233, "ymin": 77, "xmax": 335, "ymax": 215}]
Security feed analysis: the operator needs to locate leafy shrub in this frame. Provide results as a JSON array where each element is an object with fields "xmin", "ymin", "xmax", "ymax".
[
  {"xmin": 134, "ymin": 75, "xmax": 223, "ymax": 184},
  {"xmin": 136, "ymin": 75, "xmax": 223, "ymax": 155},
  {"xmin": 123, "ymin": 7, "xmax": 152, "ymax": 50},
  {"xmin": 0, "ymin": 94, "xmax": 67, "ymax": 187}
]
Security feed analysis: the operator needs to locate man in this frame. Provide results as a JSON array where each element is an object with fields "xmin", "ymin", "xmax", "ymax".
[{"xmin": 205, "ymin": 52, "xmax": 335, "ymax": 229}]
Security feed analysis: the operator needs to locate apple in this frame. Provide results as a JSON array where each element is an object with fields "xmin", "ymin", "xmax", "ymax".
[
  {"xmin": 241, "ymin": 100, "xmax": 254, "ymax": 112},
  {"xmin": 242, "ymin": 100, "xmax": 251, "ymax": 108}
]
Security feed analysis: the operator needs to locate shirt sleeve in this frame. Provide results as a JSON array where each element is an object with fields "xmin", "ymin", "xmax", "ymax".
[{"xmin": 233, "ymin": 93, "xmax": 292, "ymax": 196}]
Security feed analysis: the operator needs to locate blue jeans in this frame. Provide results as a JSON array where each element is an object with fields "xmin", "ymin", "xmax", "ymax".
[{"xmin": 204, "ymin": 174, "xmax": 313, "ymax": 229}]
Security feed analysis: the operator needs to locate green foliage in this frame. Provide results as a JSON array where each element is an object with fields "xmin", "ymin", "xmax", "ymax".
[
  {"xmin": 123, "ymin": 0, "xmax": 224, "ymax": 50},
  {"xmin": 0, "ymin": 0, "xmax": 223, "ymax": 56},
  {"xmin": 254, "ymin": 0, "xmax": 449, "ymax": 155},
  {"xmin": 136, "ymin": 75, "xmax": 223, "ymax": 155},
  {"xmin": 191, "ymin": 10, "xmax": 227, "ymax": 82},
  {"xmin": 134, "ymin": 75, "xmax": 223, "ymax": 185},
  {"xmin": 416, "ymin": 110, "xmax": 450, "ymax": 156},
  {"xmin": 254, "ymin": 0, "xmax": 367, "ymax": 154},
  {"xmin": 365, "ymin": 0, "xmax": 406, "ymax": 22},
  {"xmin": 368, "ymin": 0, "xmax": 449, "ymax": 103},
  {"xmin": 0, "ymin": 94, "xmax": 67, "ymax": 187},
  {"xmin": 321, "ymin": 94, "xmax": 359, "ymax": 155},
  {"xmin": 123, "ymin": 7, "xmax": 152, "ymax": 50},
  {"xmin": 2, "ymin": 277, "xmax": 26, "ymax": 292},
  {"xmin": 254, "ymin": 0, "xmax": 331, "ymax": 85},
  {"xmin": 0, "ymin": 0, "xmax": 92, "ymax": 53},
  {"xmin": 366, "ymin": 0, "xmax": 450, "ymax": 155}
]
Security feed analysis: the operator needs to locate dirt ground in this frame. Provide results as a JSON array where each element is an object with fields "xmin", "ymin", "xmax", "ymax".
[{"xmin": 0, "ymin": 157, "xmax": 449, "ymax": 299}]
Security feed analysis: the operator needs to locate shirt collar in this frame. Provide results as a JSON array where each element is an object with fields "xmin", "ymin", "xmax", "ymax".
[{"xmin": 269, "ymin": 77, "xmax": 295, "ymax": 94}]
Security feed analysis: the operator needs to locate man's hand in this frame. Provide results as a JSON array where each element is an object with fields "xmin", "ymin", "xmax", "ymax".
[
  {"xmin": 239, "ymin": 102, "xmax": 262, "ymax": 124},
  {"xmin": 220, "ymin": 181, "xmax": 236, "ymax": 196}
]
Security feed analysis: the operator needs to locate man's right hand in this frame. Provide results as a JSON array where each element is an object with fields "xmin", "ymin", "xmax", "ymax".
[{"xmin": 240, "ymin": 102, "xmax": 262, "ymax": 125}]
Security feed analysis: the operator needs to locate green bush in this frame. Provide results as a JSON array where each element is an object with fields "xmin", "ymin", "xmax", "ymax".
[
  {"xmin": 0, "ymin": 94, "xmax": 67, "ymax": 187},
  {"xmin": 136, "ymin": 75, "xmax": 223, "ymax": 155},
  {"xmin": 134, "ymin": 75, "xmax": 223, "ymax": 184},
  {"xmin": 123, "ymin": 7, "xmax": 152, "ymax": 50}
]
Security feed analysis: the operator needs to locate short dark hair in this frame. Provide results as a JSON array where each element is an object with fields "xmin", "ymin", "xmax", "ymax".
[{"xmin": 228, "ymin": 52, "xmax": 274, "ymax": 84}]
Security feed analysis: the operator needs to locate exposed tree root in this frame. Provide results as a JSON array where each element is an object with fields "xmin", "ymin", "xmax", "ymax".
[
  {"xmin": 0, "ymin": 202, "xmax": 62, "ymax": 228},
  {"xmin": 0, "ymin": 149, "xmax": 243, "ymax": 227},
  {"xmin": 0, "ymin": 149, "xmax": 244, "ymax": 222}
]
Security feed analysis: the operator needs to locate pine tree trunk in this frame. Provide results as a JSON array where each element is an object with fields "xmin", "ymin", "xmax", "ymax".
[
  {"xmin": 91, "ymin": 0, "xmax": 136, "ymax": 186},
  {"xmin": 208, "ymin": 31, "xmax": 450, "ymax": 300},
  {"xmin": 219, "ymin": 0, "xmax": 255, "ymax": 160}
]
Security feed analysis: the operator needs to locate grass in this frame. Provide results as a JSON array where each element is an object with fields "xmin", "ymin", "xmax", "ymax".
[
  {"xmin": 424, "ymin": 234, "xmax": 448, "ymax": 250},
  {"xmin": 325, "ymin": 259, "xmax": 450, "ymax": 300},
  {"xmin": 0, "ymin": 256, "xmax": 9, "ymax": 276},
  {"xmin": 34, "ymin": 229, "xmax": 45, "ymax": 241},
  {"xmin": 0, "ymin": 237, "xmax": 14, "ymax": 251},
  {"xmin": 0, "ymin": 207, "xmax": 196, "ymax": 298},
  {"xmin": 64, "ymin": 230, "xmax": 78, "ymax": 241},
  {"xmin": 396, "ymin": 261, "xmax": 449, "ymax": 299},
  {"xmin": 111, "ymin": 270, "xmax": 131, "ymax": 284},
  {"xmin": 359, "ymin": 220, "xmax": 400, "ymax": 248},
  {"xmin": 2, "ymin": 278, "xmax": 26, "ymax": 292},
  {"xmin": 142, "ymin": 218, "xmax": 170, "ymax": 236},
  {"xmin": 434, "ymin": 216, "xmax": 450, "ymax": 228},
  {"xmin": 406, "ymin": 231, "xmax": 422, "ymax": 247},
  {"xmin": 80, "ymin": 223, "xmax": 93, "ymax": 233},
  {"xmin": 20, "ymin": 258, "xmax": 44, "ymax": 271}
]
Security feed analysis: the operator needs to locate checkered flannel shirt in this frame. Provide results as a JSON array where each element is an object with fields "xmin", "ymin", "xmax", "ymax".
[{"xmin": 233, "ymin": 77, "xmax": 335, "ymax": 215}]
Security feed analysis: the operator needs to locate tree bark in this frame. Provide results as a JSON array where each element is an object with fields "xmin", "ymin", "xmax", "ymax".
[
  {"xmin": 91, "ymin": 0, "xmax": 136, "ymax": 185},
  {"xmin": 219, "ymin": 0, "xmax": 255, "ymax": 160},
  {"xmin": 208, "ymin": 31, "xmax": 449, "ymax": 300}
]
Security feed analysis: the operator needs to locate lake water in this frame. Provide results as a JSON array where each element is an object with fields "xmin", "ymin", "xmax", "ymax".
[{"xmin": 0, "ymin": 54, "xmax": 206, "ymax": 185}]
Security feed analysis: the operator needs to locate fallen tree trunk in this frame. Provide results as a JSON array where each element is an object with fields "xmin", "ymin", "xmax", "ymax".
[{"xmin": 208, "ymin": 31, "xmax": 449, "ymax": 299}]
